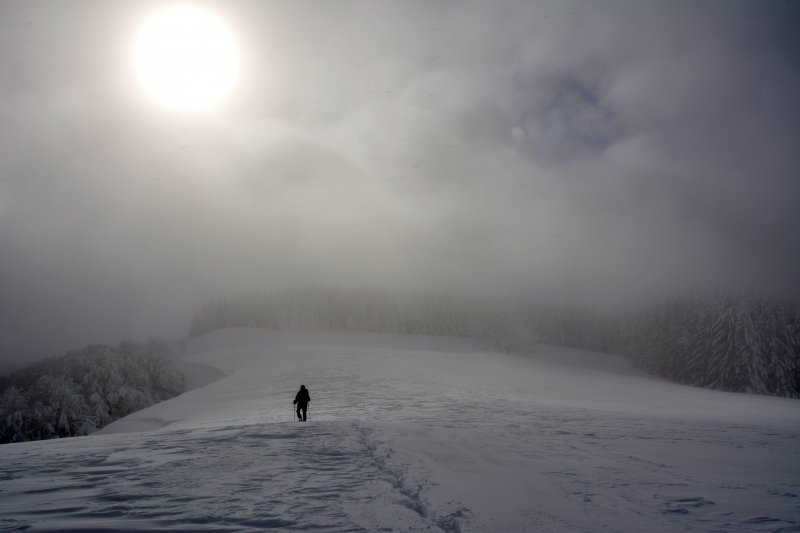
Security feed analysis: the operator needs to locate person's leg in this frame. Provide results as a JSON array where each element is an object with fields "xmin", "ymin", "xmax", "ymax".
[
  {"xmin": 296, "ymin": 405, "xmax": 302, "ymax": 420},
  {"xmin": 301, "ymin": 405, "xmax": 307, "ymax": 421}
]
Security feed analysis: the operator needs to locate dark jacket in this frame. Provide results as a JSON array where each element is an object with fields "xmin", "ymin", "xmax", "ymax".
[{"xmin": 294, "ymin": 388, "xmax": 310, "ymax": 406}]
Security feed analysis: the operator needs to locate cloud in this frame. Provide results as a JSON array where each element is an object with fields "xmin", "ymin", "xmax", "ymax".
[{"xmin": 0, "ymin": 0, "xmax": 798, "ymax": 367}]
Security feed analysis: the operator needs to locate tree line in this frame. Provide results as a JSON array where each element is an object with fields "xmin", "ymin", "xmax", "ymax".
[
  {"xmin": 190, "ymin": 287, "xmax": 799, "ymax": 398},
  {"xmin": 0, "ymin": 340, "xmax": 185, "ymax": 444},
  {"xmin": 190, "ymin": 286, "xmax": 525, "ymax": 352},
  {"xmin": 528, "ymin": 292, "xmax": 799, "ymax": 397}
]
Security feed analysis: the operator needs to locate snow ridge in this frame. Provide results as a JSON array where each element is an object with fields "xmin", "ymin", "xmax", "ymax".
[{"xmin": 1, "ymin": 329, "xmax": 798, "ymax": 532}]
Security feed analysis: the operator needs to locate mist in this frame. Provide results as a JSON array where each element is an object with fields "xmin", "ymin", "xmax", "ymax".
[{"xmin": 1, "ymin": 0, "xmax": 798, "ymax": 369}]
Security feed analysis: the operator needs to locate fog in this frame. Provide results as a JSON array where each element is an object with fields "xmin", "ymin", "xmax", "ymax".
[{"xmin": 1, "ymin": 0, "xmax": 798, "ymax": 369}]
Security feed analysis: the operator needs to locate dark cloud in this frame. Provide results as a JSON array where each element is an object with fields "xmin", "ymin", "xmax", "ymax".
[{"xmin": 1, "ymin": 0, "xmax": 798, "ymax": 369}]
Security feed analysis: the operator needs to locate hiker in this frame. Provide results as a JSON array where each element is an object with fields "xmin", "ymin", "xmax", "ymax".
[{"xmin": 293, "ymin": 385, "xmax": 310, "ymax": 421}]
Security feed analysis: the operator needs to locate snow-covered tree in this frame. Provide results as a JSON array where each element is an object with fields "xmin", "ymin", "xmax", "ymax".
[{"xmin": 0, "ymin": 340, "xmax": 186, "ymax": 444}]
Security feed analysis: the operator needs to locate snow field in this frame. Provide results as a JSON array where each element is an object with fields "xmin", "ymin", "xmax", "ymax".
[{"xmin": 1, "ymin": 328, "xmax": 798, "ymax": 532}]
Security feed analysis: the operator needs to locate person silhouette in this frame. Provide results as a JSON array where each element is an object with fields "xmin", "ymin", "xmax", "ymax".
[{"xmin": 293, "ymin": 385, "xmax": 310, "ymax": 421}]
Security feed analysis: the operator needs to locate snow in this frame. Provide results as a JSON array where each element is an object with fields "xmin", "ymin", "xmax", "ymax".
[{"xmin": 1, "ymin": 328, "xmax": 798, "ymax": 532}]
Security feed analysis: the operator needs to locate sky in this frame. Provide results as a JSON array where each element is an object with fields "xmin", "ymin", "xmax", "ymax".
[{"xmin": 1, "ymin": 0, "xmax": 798, "ymax": 369}]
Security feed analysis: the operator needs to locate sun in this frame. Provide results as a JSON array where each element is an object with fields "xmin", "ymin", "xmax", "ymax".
[{"xmin": 133, "ymin": 6, "xmax": 239, "ymax": 111}]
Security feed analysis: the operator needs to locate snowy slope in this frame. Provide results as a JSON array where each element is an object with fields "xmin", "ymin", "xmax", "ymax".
[{"xmin": 1, "ymin": 328, "xmax": 798, "ymax": 532}]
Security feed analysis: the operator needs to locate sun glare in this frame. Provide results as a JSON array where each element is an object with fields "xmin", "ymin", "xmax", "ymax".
[{"xmin": 134, "ymin": 6, "xmax": 239, "ymax": 111}]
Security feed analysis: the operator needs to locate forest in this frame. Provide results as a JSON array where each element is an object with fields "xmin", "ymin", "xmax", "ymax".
[
  {"xmin": 0, "ymin": 340, "xmax": 185, "ymax": 443},
  {"xmin": 190, "ymin": 287, "xmax": 800, "ymax": 398}
]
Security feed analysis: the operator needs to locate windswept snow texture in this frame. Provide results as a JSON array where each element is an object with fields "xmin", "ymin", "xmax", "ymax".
[{"xmin": 1, "ymin": 329, "xmax": 798, "ymax": 532}]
